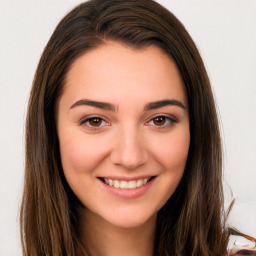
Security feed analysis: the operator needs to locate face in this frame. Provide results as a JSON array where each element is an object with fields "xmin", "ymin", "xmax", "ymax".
[{"xmin": 57, "ymin": 41, "xmax": 190, "ymax": 229}]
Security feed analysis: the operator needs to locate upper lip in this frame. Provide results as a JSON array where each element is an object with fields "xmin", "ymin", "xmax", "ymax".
[{"xmin": 98, "ymin": 175, "xmax": 156, "ymax": 181}]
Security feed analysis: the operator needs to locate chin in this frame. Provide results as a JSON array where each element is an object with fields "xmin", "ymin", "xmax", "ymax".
[{"xmin": 99, "ymin": 207, "xmax": 157, "ymax": 229}]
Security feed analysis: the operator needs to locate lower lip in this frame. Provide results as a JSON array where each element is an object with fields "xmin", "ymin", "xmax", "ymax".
[{"xmin": 98, "ymin": 178, "xmax": 155, "ymax": 199}]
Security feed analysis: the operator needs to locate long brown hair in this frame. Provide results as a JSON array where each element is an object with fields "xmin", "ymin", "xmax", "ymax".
[{"xmin": 20, "ymin": 0, "xmax": 230, "ymax": 255}]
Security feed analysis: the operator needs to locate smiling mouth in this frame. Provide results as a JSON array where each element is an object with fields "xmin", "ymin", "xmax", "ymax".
[{"xmin": 98, "ymin": 177, "xmax": 155, "ymax": 189}]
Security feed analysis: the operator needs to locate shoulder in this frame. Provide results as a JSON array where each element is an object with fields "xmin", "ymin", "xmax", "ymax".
[{"xmin": 228, "ymin": 235, "xmax": 256, "ymax": 255}]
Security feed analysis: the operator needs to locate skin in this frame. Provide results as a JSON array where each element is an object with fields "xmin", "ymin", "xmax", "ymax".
[{"xmin": 57, "ymin": 41, "xmax": 190, "ymax": 256}]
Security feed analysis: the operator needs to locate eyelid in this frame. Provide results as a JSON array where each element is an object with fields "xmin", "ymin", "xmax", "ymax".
[
  {"xmin": 79, "ymin": 115, "xmax": 110, "ymax": 129},
  {"xmin": 78, "ymin": 113, "xmax": 177, "ymax": 130},
  {"xmin": 145, "ymin": 114, "xmax": 178, "ymax": 128}
]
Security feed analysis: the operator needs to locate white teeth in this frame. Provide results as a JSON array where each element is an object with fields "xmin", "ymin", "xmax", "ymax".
[
  {"xmin": 114, "ymin": 180, "xmax": 120, "ymax": 188},
  {"xmin": 108, "ymin": 179, "xmax": 113, "ymax": 186},
  {"xmin": 103, "ymin": 178, "xmax": 151, "ymax": 189},
  {"xmin": 128, "ymin": 180, "xmax": 137, "ymax": 189},
  {"xmin": 136, "ymin": 179, "xmax": 143, "ymax": 187},
  {"xmin": 119, "ymin": 181, "xmax": 128, "ymax": 189}
]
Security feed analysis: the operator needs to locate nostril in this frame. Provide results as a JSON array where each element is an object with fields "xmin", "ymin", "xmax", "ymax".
[{"xmin": 110, "ymin": 149, "xmax": 148, "ymax": 169}]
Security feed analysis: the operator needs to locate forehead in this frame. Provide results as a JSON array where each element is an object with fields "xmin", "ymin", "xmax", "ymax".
[{"xmin": 62, "ymin": 41, "xmax": 187, "ymax": 108}]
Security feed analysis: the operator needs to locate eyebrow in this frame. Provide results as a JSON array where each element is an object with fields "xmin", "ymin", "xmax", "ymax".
[
  {"xmin": 144, "ymin": 99, "xmax": 186, "ymax": 111},
  {"xmin": 70, "ymin": 99, "xmax": 186, "ymax": 112},
  {"xmin": 70, "ymin": 99, "xmax": 117, "ymax": 111}
]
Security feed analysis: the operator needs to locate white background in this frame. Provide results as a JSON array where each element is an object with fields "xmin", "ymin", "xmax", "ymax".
[{"xmin": 0, "ymin": 0, "xmax": 255, "ymax": 255}]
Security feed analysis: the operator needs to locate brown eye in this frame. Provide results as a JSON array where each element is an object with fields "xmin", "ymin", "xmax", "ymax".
[
  {"xmin": 146, "ymin": 115, "xmax": 177, "ymax": 129},
  {"xmin": 152, "ymin": 116, "xmax": 166, "ymax": 126},
  {"xmin": 88, "ymin": 118, "xmax": 103, "ymax": 127},
  {"xmin": 80, "ymin": 117, "xmax": 108, "ymax": 129}
]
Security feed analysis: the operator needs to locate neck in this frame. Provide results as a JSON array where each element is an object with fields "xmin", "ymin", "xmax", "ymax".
[{"xmin": 80, "ymin": 209, "xmax": 156, "ymax": 256}]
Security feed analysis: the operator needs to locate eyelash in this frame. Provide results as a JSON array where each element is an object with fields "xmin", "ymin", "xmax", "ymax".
[
  {"xmin": 79, "ymin": 115, "xmax": 177, "ymax": 130},
  {"xmin": 80, "ymin": 116, "xmax": 109, "ymax": 130},
  {"xmin": 146, "ymin": 115, "xmax": 177, "ymax": 129}
]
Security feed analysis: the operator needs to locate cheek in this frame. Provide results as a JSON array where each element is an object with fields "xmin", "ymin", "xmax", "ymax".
[
  {"xmin": 59, "ymin": 131, "xmax": 110, "ymax": 175},
  {"xmin": 149, "ymin": 129, "xmax": 190, "ymax": 207},
  {"xmin": 150, "ymin": 129, "xmax": 190, "ymax": 171},
  {"xmin": 165, "ymin": 135, "xmax": 190, "ymax": 169}
]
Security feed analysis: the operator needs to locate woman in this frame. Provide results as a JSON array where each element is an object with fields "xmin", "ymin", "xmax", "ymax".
[{"xmin": 20, "ymin": 0, "xmax": 255, "ymax": 255}]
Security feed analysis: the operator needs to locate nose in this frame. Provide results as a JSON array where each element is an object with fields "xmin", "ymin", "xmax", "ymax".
[{"xmin": 110, "ymin": 127, "xmax": 148, "ymax": 170}]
